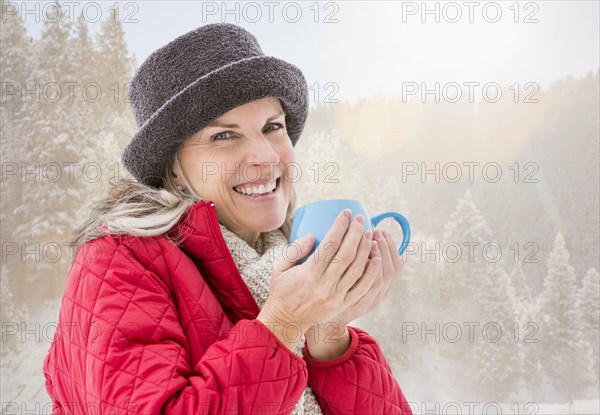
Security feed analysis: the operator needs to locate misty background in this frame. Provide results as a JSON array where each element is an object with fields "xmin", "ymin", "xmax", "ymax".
[{"xmin": 1, "ymin": 1, "xmax": 599, "ymax": 413}]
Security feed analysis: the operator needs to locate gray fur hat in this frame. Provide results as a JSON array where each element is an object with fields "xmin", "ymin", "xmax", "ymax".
[{"xmin": 122, "ymin": 23, "xmax": 309, "ymax": 188}]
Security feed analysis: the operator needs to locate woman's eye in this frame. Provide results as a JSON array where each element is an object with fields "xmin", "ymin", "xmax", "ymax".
[
  {"xmin": 212, "ymin": 131, "xmax": 232, "ymax": 141},
  {"xmin": 211, "ymin": 123, "xmax": 284, "ymax": 141},
  {"xmin": 265, "ymin": 122, "xmax": 285, "ymax": 132}
]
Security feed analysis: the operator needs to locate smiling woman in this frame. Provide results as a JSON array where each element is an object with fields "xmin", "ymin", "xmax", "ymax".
[
  {"xmin": 42, "ymin": 22, "xmax": 412, "ymax": 415},
  {"xmin": 174, "ymin": 98, "xmax": 294, "ymax": 247}
]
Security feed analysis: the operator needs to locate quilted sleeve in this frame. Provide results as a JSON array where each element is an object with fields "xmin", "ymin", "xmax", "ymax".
[
  {"xmin": 45, "ymin": 239, "xmax": 308, "ymax": 415},
  {"xmin": 301, "ymin": 326, "xmax": 413, "ymax": 415}
]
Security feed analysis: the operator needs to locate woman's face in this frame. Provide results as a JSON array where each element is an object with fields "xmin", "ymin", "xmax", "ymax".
[{"xmin": 176, "ymin": 97, "xmax": 294, "ymax": 246}]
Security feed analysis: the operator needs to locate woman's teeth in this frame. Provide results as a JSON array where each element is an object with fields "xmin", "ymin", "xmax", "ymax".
[{"xmin": 233, "ymin": 179, "xmax": 277, "ymax": 196}]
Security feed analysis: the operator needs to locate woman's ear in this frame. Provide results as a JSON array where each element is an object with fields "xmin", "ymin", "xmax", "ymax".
[
  {"xmin": 172, "ymin": 167, "xmax": 181, "ymax": 181},
  {"xmin": 174, "ymin": 179, "xmax": 184, "ymax": 189},
  {"xmin": 171, "ymin": 170, "xmax": 183, "ymax": 189}
]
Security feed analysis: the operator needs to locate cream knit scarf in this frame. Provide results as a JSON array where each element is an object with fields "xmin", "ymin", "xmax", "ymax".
[{"xmin": 218, "ymin": 223, "xmax": 323, "ymax": 415}]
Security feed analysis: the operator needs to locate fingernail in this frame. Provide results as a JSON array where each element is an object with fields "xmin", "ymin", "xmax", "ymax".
[
  {"xmin": 355, "ymin": 214, "xmax": 365, "ymax": 225},
  {"xmin": 341, "ymin": 209, "xmax": 352, "ymax": 221},
  {"xmin": 364, "ymin": 230, "xmax": 373, "ymax": 240},
  {"xmin": 374, "ymin": 229, "xmax": 384, "ymax": 240},
  {"xmin": 382, "ymin": 230, "xmax": 390, "ymax": 238},
  {"xmin": 372, "ymin": 241, "xmax": 379, "ymax": 250}
]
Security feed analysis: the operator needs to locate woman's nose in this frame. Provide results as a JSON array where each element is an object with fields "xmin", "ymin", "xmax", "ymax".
[{"xmin": 244, "ymin": 135, "xmax": 281, "ymax": 164}]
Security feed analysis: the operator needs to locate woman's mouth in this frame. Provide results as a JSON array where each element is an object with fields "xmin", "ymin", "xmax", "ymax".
[{"xmin": 233, "ymin": 177, "xmax": 280, "ymax": 198}]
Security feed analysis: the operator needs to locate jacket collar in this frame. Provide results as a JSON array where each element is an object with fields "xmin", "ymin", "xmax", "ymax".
[{"xmin": 167, "ymin": 199, "xmax": 260, "ymax": 324}]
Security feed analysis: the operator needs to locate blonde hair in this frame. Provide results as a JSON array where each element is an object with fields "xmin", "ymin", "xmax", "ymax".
[{"xmin": 69, "ymin": 149, "xmax": 297, "ymax": 255}]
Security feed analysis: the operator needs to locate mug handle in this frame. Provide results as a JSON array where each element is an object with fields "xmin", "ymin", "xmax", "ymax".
[{"xmin": 370, "ymin": 212, "xmax": 411, "ymax": 255}]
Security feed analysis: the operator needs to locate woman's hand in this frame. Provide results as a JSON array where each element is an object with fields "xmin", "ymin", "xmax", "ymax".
[
  {"xmin": 304, "ymin": 228, "xmax": 404, "ymax": 358},
  {"xmin": 333, "ymin": 228, "xmax": 404, "ymax": 324},
  {"xmin": 257, "ymin": 209, "xmax": 380, "ymax": 351}
]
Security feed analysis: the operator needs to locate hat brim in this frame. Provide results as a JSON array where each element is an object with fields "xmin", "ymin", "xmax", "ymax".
[{"xmin": 122, "ymin": 56, "xmax": 308, "ymax": 188}]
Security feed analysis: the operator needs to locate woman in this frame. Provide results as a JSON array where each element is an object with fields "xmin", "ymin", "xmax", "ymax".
[{"xmin": 43, "ymin": 23, "xmax": 412, "ymax": 414}]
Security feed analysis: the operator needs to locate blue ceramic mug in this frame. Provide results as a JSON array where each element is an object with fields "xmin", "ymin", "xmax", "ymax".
[{"xmin": 289, "ymin": 199, "xmax": 411, "ymax": 264}]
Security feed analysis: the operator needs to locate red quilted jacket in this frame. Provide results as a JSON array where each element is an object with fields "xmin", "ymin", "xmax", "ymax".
[{"xmin": 43, "ymin": 199, "xmax": 413, "ymax": 414}]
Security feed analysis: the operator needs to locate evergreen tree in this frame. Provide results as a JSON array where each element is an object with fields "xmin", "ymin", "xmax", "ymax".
[
  {"xmin": 508, "ymin": 261, "xmax": 533, "ymax": 320},
  {"xmin": 434, "ymin": 190, "xmax": 522, "ymax": 400},
  {"xmin": 472, "ymin": 262, "xmax": 520, "ymax": 400},
  {"xmin": 8, "ymin": 2, "xmax": 138, "ymax": 306},
  {"xmin": 4, "ymin": 1, "xmax": 77, "ymax": 305},
  {"xmin": 437, "ymin": 189, "xmax": 491, "ymax": 322},
  {"xmin": 69, "ymin": 12, "xmax": 99, "ymax": 126},
  {"xmin": 67, "ymin": 13, "xmax": 129, "ymax": 224},
  {"xmin": 0, "ymin": 0, "xmax": 35, "ymax": 306},
  {"xmin": 0, "ymin": 264, "xmax": 17, "ymax": 356},
  {"xmin": 520, "ymin": 327, "xmax": 543, "ymax": 396},
  {"xmin": 518, "ymin": 281, "xmax": 543, "ymax": 396},
  {"xmin": 96, "ymin": 6, "xmax": 135, "ymax": 118},
  {"xmin": 0, "ymin": 0, "xmax": 33, "ymax": 133},
  {"xmin": 577, "ymin": 267, "xmax": 600, "ymax": 383},
  {"xmin": 537, "ymin": 233, "xmax": 596, "ymax": 399},
  {"xmin": 13, "ymin": 0, "xmax": 77, "ymax": 251}
]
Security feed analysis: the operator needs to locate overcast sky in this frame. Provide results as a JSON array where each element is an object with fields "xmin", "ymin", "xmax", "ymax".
[{"xmin": 20, "ymin": 1, "xmax": 600, "ymax": 104}]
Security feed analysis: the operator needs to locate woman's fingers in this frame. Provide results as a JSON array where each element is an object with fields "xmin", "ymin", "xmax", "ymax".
[
  {"xmin": 307, "ymin": 209, "xmax": 352, "ymax": 273},
  {"xmin": 322, "ymin": 214, "xmax": 367, "ymax": 280},
  {"xmin": 334, "ymin": 230, "xmax": 406, "ymax": 322},
  {"xmin": 343, "ymin": 255, "xmax": 381, "ymax": 305},
  {"xmin": 373, "ymin": 229, "xmax": 394, "ymax": 283},
  {"xmin": 379, "ymin": 230, "xmax": 403, "ymax": 302},
  {"xmin": 336, "ymin": 229, "xmax": 373, "ymax": 293},
  {"xmin": 382, "ymin": 230, "xmax": 403, "ymax": 273}
]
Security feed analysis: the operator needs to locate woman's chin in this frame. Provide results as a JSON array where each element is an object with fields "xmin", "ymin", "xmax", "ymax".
[{"xmin": 245, "ymin": 216, "xmax": 285, "ymax": 233}]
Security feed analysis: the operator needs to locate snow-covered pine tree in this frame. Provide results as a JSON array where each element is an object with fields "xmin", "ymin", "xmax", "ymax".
[
  {"xmin": 95, "ymin": 6, "xmax": 138, "ymax": 184},
  {"xmin": 577, "ymin": 267, "xmax": 600, "ymax": 385},
  {"xmin": 508, "ymin": 261, "xmax": 533, "ymax": 320},
  {"xmin": 537, "ymin": 233, "xmax": 596, "ymax": 400},
  {"xmin": 506, "ymin": 261, "xmax": 543, "ymax": 396},
  {"xmin": 68, "ymin": 12, "xmax": 99, "ymax": 133},
  {"xmin": 94, "ymin": 8, "xmax": 137, "ymax": 178},
  {"xmin": 10, "ymin": 1, "xmax": 137, "ymax": 304},
  {"xmin": 8, "ymin": 1, "xmax": 78, "ymax": 305},
  {"xmin": 0, "ymin": 264, "xmax": 18, "ymax": 356},
  {"xmin": 13, "ymin": 0, "xmax": 75, "ymax": 235},
  {"xmin": 0, "ymin": 0, "xmax": 34, "ymax": 306},
  {"xmin": 520, "ymin": 327, "xmax": 543, "ymax": 397},
  {"xmin": 69, "ymin": 6, "xmax": 137, "ymax": 227},
  {"xmin": 471, "ymin": 261, "xmax": 520, "ymax": 401},
  {"xmin": 67, "ymin": 12, "xmax": 134, "ymax": 225},
  {"xmin": 95, "ymin": 5, "xmax": 135, "ymax": 119},
  {"xmin": 437, "ymin": 190, "xmax": 491, "ymax": 338},
  {"xmin": 515, "ymin": 266, "xmax": 543, "ymax": 396},
  {"xmin": 0, "ymin": 0, "xmax": 33, "ymax": 134}
]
